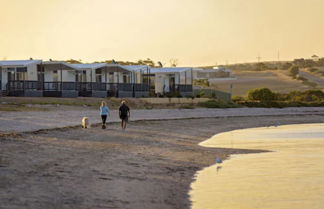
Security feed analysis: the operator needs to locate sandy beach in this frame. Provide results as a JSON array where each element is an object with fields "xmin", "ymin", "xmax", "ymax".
[{"xmin": 1, "ymin": 112, "xmax": 324, "ymax": 209}]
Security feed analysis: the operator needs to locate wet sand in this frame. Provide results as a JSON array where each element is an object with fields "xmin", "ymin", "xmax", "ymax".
[{"xmin": 1, "ymin": 115, "xmax": 324, "ymax": 209}]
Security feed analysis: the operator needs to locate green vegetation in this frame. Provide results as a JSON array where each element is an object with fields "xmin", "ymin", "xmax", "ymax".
[
  {"xmin": 247, "ymin": 88, "xmax": 275, "ymax": 101},
  {"xmin": 235, "ymin": 88, "xmax": 324, "ymax": 107},
  {"xmin": 197, "ymin": 99, "xmax": 240, "ymax": 108},
  {"xmin": 193, "ymin": 79, "xmax": 210, "ymax": 87},
  {"xmin": 308, "ymin": 67, "xmax": 324, "ymax": 76},
  {"xmin": 179, "ymin": 104, "xmax": 195, "ymax": 109},
  {"xmin": 193, "ymin": 89, "xmax": 232, "ymax": 102},
  {"xmin": 289, "ymin": 66, "xmax": 299, "ymax": 79}
]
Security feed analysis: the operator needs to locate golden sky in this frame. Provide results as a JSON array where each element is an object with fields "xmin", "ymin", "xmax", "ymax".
[{"xmin": 1, "ymin": 0, "xmax": 324, "ymax": 66}]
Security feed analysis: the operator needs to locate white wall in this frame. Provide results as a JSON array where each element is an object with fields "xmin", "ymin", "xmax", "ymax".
[
  {"xmin": 44, "ymin": 69, "xmax": 75, "ymax": 82},
  {"xmin": 155, "ymin": 73, "xmax": 164, "ymax": 94},
  {"xmin": 175, "ymin": 73, "xmax": 180, "ymax": 85},
  {"xmin": 62, "ymin": 70, "xmax": 75, "ymax": 82},
  {"xmin": 44, "ymin": 70, "xmax": 54, "ymax": 82},
  {"xmin": 155, "ymin": 73, "xmax": 172, "ymax": 94},
  {"xmin": 178, "ymin": 70, "xmax": 192, "ymax": 85},
  {"xmin": 1, "ymin": 69, "xmax": 7, "ymax": 90},
  {"xmin": 179, "ymin": 71, "xmax": 186, "ymax": 84},
  {"xmin": 27, "ymin": 63, "xmax": 38, "ymax": 80}
]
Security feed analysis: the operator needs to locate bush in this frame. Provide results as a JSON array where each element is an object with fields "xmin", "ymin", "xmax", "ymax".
[
  {"xmin": 195, "ymin": 90, "xmax": 205, "ymax": 98},
  {"xmin": 193, "ymin": 79, "xmax": 209, "ymax": 87},
  {"xmin": 289, "ymin": 66, "xmax": 299, "ymax": 78},
  {"xmin": 232, "ymin": 95, "xmax": 245, "ymax": 102},
  {"xmin": 309, "ymin": 67, "xmax": 318, "ymax": 73},
  {"xmin": 236, "ymin": 89, "xmax": 324, "ymax": 107},
  {"xmin": 247, "ymin": 88, "xmax": 276, "ymax": 101},
  {"xmin": 296, "ymin": 76, "xmax": 307, "ymax": 81}
]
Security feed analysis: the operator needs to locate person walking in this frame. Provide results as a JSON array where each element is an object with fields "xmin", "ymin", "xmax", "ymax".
[
  {"xmin": 119, "ymin": 100, "xmax": 130, "ymax": 130},
  {"xmin": 100, "ymin": 101, "xmax": 110, "ymax": 129}
]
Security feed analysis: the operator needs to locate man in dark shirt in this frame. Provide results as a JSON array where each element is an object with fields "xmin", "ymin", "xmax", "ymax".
[{"xmin": 119, "ymin": 100, "xmax": 130, "ymax": 130}]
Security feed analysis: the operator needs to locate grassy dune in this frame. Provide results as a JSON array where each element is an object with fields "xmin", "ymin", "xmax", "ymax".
[{"xmin": 210, "ymin": 70, "xmax": 315, "ymax": 96}]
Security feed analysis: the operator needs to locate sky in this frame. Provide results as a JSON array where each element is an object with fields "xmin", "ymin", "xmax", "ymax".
[{"xmin": 1, "ymin": 0, "xmax": 324, "ymax": 66}]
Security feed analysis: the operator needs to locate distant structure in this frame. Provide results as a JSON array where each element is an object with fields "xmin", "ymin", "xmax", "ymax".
[
  {"xmin": 311, "ymin": 55, "xmax": 320, "ymax": 62},
  {"xmin": 193, "ymin": 66, "xmax": 234, "ymax": 80},
  {"xmin": 256, "ymin": 54, "xmax": 262, "ymax": 63}
]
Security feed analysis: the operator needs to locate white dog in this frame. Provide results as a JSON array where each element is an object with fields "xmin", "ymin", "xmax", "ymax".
[{"xmin": 81, "ymin": 117, "xmax": 90, "ymax": 129}]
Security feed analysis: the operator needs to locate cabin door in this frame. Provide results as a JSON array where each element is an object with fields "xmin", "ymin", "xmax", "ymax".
[{"xmin": 7, "ymin": 72, "xmax": 14, "ymax": 81}]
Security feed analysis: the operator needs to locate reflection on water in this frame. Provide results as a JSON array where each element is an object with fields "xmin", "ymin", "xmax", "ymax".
[{"xmin": 190, "ymin": 124, "xmax": 324, "ymax": 209}]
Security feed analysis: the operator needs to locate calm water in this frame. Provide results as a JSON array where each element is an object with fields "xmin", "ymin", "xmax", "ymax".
[{"xmin": 190, "ymin": 123, "xmax": 324, "ymax": 209}]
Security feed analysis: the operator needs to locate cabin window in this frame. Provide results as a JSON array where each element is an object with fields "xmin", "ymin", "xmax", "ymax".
[
  {"xmin": 108, "ymin": 72, "xmax": 114, "ymax": 83},
  {"xmin": 96, "ymin": 69, "xmax": 102, "ymax": 83},
  {"xmin": 53, "ymin": 70, "xmax": 58, "ymax": 82},
  {"xmin": 16, "ymin": 72, "xmax": 26, "ymax": 80},
  {"xmin": 96, "ymin": 74, "xmax": 102, "ymax": 83},
  {"xmin": 37, "ymin": 66, "xmax": 44, "ymax": 82},
  {"xmin": 123, "ymin": 73, "xmax": 129, "ymax": 83}
]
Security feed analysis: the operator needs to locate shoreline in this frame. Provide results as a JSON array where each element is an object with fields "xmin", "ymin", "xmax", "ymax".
[
  {"xmin": 1, "ymin": 115, "xmax": 324, "ymax": 208},
  {"xmin": 190, "ymin": 123, "xmax": 324, "ymax": 209},
  {"xmin": 3, "ymin": 106, "xmax": 324, "ymax": 133}
]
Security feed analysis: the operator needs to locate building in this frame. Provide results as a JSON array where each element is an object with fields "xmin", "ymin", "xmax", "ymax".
[
  {"xmin": 1, "ymin": 59, "xmax": 195, "ymax": 98},
  {"xmin": 41, "ymin": 61, "xmax": 79, "ymax": 97},
  {"xmin": 71, "ymin": 64, "xmax": 150, "ymax": 98},
  {"xmin": 120, "ymin": 65, "xmax": 150, "ymax": 97},
  {"xmin": 193, "ymin": 67, "xmax": 233, "ymax": 80},
  {"xmin": 150, "ymin": 67, "xmax": 193, "ymax": 97},
  {"xmin": 0, "ymin": 59, "xmax": 42, "ymax": 96}
]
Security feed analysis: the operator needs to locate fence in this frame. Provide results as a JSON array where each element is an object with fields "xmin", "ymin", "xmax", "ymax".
[{"xmin": 6, "ymin": 81, "xmax": 150, "ymax": 97}]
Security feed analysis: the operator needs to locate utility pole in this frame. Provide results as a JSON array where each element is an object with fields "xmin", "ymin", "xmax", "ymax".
[{"xmin": 256, "ymin": 54, "xmax": 262, "ymax": 63}]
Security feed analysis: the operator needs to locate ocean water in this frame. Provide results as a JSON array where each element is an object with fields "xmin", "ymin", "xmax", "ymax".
[{"xmin": 190, "ymin": 123, "xmax": 324, "ymax": 209}]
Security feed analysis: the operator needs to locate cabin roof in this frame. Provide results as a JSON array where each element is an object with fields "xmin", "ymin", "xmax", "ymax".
[
  {"xmin": 0, "ymin": 60, "xmax": 42, "ymax": 67},
  {"xmin": 151, "ymin": 67, "xmax": 192, "ymax": 73}
]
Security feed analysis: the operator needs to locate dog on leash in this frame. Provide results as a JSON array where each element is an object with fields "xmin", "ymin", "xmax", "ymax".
[{"xmin": 81, "ymin": 117, "xmax": 90, "ymax": 129}]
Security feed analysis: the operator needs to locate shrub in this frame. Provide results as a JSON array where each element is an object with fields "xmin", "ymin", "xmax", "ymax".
[
  {"xmin": 232, "ymin": 95, "xmax": 245, "ymax": 102},
  {"xmin": 289, "ymin": 66, "xmax": 299, "ymax": 78},
  {"xmin": 195, "ymin": 90, "xmax": 205, "ymax": 98},
  {"xmin": 309, "ymin": 68, "xmax": 318, "ymax": 73},
  {"xmin": 247, "ymin": 88, "xmax": 276, "ymax": 101},
  {"xmin": 296, "ymin": 76, "xmax": 307, "ymax": 81}
]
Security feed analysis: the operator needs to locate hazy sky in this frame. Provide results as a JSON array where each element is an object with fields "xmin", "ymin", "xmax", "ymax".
[{"xmin": 1, "ymin": 0, "xmax": 324, "ymax": 66}]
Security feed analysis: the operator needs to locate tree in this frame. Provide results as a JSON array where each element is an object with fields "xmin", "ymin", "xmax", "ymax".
[
  {"xmin": 138, "ymin": 58, "xmax": 156, "ymax": 67},
  {"xmin": 318, "ymin": 58, "xmax": 324, "ymax": 67},
  {"xmin": 282, "ymin": 62, "xmax": 292, "ymax": 70},
  {"xmin": 248, "ymin": 88, "xmax": 275, "ymax": 101},
  {"xmin": 66, "ymin": 59, "xmax": 82, "ymax": 64},
  {"xmin": 255, "ymin": 62, "xmax": 267, "ymax": 71},
  {"xmin": 169, "ymin": 58, "xmax": 179, "ymax": 67},
  {"xmin": 289, "ymin": 66, "xmax": 299, "ymax": 79}
]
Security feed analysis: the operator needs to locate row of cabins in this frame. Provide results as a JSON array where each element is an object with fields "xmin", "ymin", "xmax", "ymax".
[{"xmin": 0, "ymin": 60, "xmax": 193, "ymax": 97}]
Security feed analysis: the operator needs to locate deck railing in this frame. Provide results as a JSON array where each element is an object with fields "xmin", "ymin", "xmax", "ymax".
[
  {"xmin": 176, "ymin": 84, "xmax": 193, "ymax": 92},
  {"xmin": 7, "ymin": 81, "xmax": 42, "ymax": 90},
  {"xmin": 43, "ymin": 82, "xmax": 77, "ymax": 91},
  {"xmin": 7, "ymin": 81, "xmax": 151, "ymax": 93},
  {"xmin": 134, "ymin": 83, "xmax": 150, "ymax": 92}
]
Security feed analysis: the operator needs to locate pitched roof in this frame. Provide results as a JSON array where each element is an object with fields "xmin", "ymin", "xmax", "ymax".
[
  {"xmin": 151, "ymin": 67, "xmax": 192, "ymax": 73},
  {"xmin": 71, "ymin": 63, "xmax": 107, "ymax": 70},
  {"xmin": 120, "ymin": 65, "xmax": 150, "ymax": 72},
  {"xmin": 42, "ymin": 61, "xmax": 77, "ymax": 70},
  {"xmin": 0, "ymin": 60, "xmax": 42, "ymax": 67}
]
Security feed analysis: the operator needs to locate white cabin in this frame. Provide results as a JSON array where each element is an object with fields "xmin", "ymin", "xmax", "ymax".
[{"xmin": 0, "ymin": 60, "xmax": 42, "ymax": 90}]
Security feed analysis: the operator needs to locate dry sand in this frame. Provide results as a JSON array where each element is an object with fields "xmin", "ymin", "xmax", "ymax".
[{"xmin": 1, "ymin": 114, "xmax": 324, "ymax": 209}]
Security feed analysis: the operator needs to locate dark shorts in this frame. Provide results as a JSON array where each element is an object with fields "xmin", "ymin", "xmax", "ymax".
[{"xmin": 120, "ymin": 115, "xmax": 128, "ymax": 121}]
